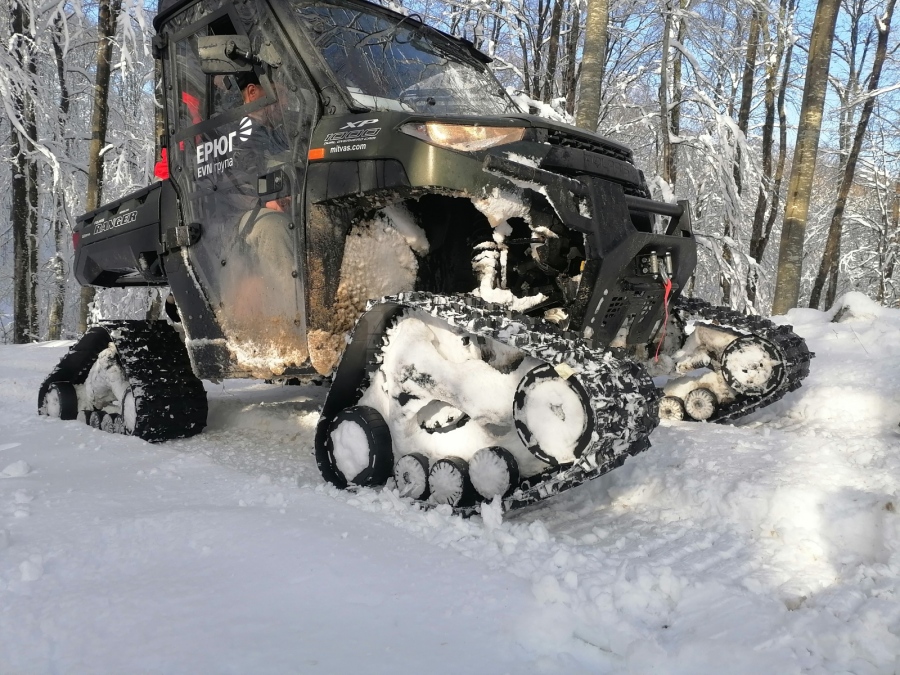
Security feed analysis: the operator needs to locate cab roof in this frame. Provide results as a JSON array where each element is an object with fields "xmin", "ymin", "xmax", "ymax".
[{"xmin": 153, "ymin": 0, "xmax": 489, "ymax": 66}]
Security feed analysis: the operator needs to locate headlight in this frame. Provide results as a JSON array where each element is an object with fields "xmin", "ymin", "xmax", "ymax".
[{"xmin": 400, "ymin": 122, "xmax": 525, "ymax": 152}]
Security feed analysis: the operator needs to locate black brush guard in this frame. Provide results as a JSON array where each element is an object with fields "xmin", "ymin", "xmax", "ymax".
[{"xmin": 482, "ymin": 155, "xmax": 697, "ymax": 348}]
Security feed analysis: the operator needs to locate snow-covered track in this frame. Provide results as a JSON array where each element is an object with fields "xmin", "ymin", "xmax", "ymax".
[
  {"xmin": 674, "ymin": 297, "xmax": 813, "ymax": 423},
  {"xmin": 38, "ymin": 321, "xmax": 207, "ymax": 442},
  {"xmin": 317, "ymin": 292, "xmax": 660, "ymax": 515}
]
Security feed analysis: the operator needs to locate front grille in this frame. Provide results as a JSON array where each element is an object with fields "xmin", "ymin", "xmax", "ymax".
[
  {"xmin": 544, "ymin": 130, "xmax": 650, "ymax": 199},
  {"xmin": 546, "ymin": 129, "xmax": 634, "ymax": 164}
]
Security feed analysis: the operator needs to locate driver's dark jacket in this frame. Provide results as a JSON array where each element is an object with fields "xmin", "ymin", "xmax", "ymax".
[{"xmin": 224, "ymin": 116, "xmax": 291, "ymax": 210}]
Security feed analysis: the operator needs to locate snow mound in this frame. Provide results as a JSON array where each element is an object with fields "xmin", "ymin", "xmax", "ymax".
[
  {"xmin": 19, "ymin": 557, "xmax": 43, "ymax": 582},
  {"xmin": 829, "ymin": 291, "xmax": 886, "ymax": 323},
  {"xmin": 2, "ymin": 461, "xmax": 32, "ymax": 477}
]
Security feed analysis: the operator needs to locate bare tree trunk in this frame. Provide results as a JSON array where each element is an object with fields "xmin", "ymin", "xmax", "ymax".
[
  {"xmin": 881, "ymin": 180, "xmax": 900, "ymax": 302},
  {"xmin": 78, "ymin": 0, "xmax": 123, "ymax": 333},
  {"xmin": 531, "ymin": 0, "xmax": 548, "ymax": 97},
  {"xmin": 756, "ymin": 0, "xmax": 798, "ymax": 274},
  {"xmin": 575, "ymin": 0, "xmax": 609, "ymax": 130},
  {"xmin": 668, "ymin": 0, "xmax": 686, "ymax": 186},
  {"xmin": 733, "ymin": 8, "xmax": 760, "ymax": 194},
  {"xmin": 146, "ymin": 290, "xmax": 163, "ymax": 321},
  {"xmin": 564, "ymin": 2, "xmax": 581, "ymax": 116},
  {"xmin": 721, "ymin": 7, "xmax": 761, "ymax": 307},
  {"xmin": 771, "ymin": 0, "xmax": 841, "ymax": 315},
  {"xmin": 657, "ymin": 2, "xmax": 674, "ymax": 184},
  {"xmin": 48, "ymin": 14, "xmax": 73, "ymax": 340},
  {"xmin": 747, "ymin": 0, "xmax": 793, "ymax": 305},
  {"xmin": 835, "ymin": 0, "xmax": 868, "ymax": 158},
  {"xmin": 10, "ymin": 0, "xmax": 39, "ymax": 344},
  {"xmin": 516, "ymin": 17, "xmax": 533, "ymax": 99},
  {"xmin": 542, "ymin": 0, "xmax": 565, "ymax": 102},
  {"xmin": 809, "ymin": 0, "xmax": 896, "ymax": 310}
]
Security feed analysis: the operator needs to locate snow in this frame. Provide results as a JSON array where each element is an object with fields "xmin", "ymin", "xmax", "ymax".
[
  {"xmin": 330, "ymin": 419, "xmax": 369, "ymax": 482},
  {"xmin": 358, "ymin": 311, "xmax": 548, "ymax": 478},
  {"xmin": 470, "ymin": 448, "xmax": 515, "ymax": 499},
  {"xmin": 472, "ymin": 187, "xmax": 530, "ymax": 229},
  {"xmin": 82, "ymin": 344, "xmax": 129, "ymax": 411},
  {"xmin": 1, "ymin": 461, "xmax": 32, "ymax": 478},
  {"xmin": 505, "ymin": 152, "xmax": 540, "ymax": 168},
  {"xmin": 2, "ymin": 292, "xmax": 900, "ymax": 672},
  {"xmin": 517, "ymin": 378, "xmax": 588, "ymax": 463},
  {"xmin": 475, "ymin": 284, "xmax": 548, "ymax": 312},
  {"xmin": 507, "ymin": 90, "xmax": 572, "ymax": 124}
]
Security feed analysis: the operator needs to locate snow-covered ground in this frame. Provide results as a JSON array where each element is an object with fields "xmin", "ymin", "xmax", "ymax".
[{"xmin": 2, "ymin": 292, "xmax": 900, "ymax": 674}]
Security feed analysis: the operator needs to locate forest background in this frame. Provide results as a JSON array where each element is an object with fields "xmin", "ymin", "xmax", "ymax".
[{"xmin": 0, "ymin": 0, "xmax": 898, "ymax": 343}]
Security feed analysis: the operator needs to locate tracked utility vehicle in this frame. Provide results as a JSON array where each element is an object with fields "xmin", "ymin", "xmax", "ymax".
[{"xmin": 39, "ymin": 0, "xmax": 812, "ymax": 513}]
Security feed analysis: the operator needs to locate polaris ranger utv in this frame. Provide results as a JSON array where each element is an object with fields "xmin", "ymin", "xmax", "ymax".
[{"xmin": 39, "ymin": 0, "xmax": 811, "ymax": 512}]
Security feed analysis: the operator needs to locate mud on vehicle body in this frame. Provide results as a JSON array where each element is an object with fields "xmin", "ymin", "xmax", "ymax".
[{"xmin": 41, "ymin": 0, "xmax": 812, "ymax": 514}]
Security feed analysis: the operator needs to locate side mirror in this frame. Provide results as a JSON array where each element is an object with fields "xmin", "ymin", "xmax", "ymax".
[{"xmin": 198, "ymin": 35, "xmax": 255, "ymax": 74}]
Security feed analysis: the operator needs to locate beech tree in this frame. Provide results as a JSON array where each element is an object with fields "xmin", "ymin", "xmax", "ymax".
[
  {"xmin": 809, "ymin": 0, "xmax": 896, "ymax": 309},
  {"xmin": 575, "ymin": 0, "xmax": 609, "ymax": 129},
  {"xmin": 771, "ymin": 0, "xmax": 841, "ymax": 314},
  {"xmin": 9, "ymin": 0, "xmax": 39, "ymax": 343},
  {"xmin": 1, "ymin": 0, "xmax": 155, "ymax": 341},
  {"xmin": 47, "ymin": 14, "xmax": 73, "ymax": 340},
  {"xmin": 746, "ymin": 0, "xmax": 796, "ymax": 306},
  {"xmin": 78, "ymin": 0, "xmax": 125, "ymax": 333}
]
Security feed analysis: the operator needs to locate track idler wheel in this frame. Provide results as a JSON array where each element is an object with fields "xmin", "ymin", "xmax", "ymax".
[
  {"xmin": 394, "ymin": 453, "xmax": 430, "ymax": 500},
  {"xmin": 89, "ymin": 410, "xmax": 105, "ymax": 430},
  {"xmin": 721, "ymin": 336, "xmax": 783, "ymax": 396},
  {"xmin": 326, "ymin": 406, "xmax": 393, "ymax": 487},
  {"xmin": 659, "ymin": 396, "xmax": 686, "ymax": 421},
  {"xmin": 39, "ymin": 382, "xmax": 78, "ymax": 420},
  {"xmin": 469, "ymin": 447, "xmax": 520, "ymax": 500},
  {"xmin": 122, "ymin": 390, "xmax": 137, "ymax": 435},
  {"xmin": 684, "ymin": 388, "xmax": 717, "ymax": 421},
  {"xmin": 101, "ymin": 413, "xmax": 126, "ymax": 435},
  {"xmin": 513, "ymin": 363, "xmax": 594, "ymax": 466},
  {"xmin": 428, "ymin": 457, "xmax": 476, "ymax": 507}
]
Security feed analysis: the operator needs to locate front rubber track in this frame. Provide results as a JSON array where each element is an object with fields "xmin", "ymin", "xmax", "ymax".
[
  {"xmin": 673, "ymin": 297, "xmax": 814, "ymax": 423},
  {"xmin": 316, "ymin": 292, "xmax": 660, "ymax": 516}
]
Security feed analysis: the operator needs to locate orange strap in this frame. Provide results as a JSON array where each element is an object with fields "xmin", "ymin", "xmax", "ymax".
[{"xmin": 655, "ymin": 277, "xmax": 673, "ymax": 361}]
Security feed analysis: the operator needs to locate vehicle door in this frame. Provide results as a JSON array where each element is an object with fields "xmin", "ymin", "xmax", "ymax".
[{"xmin": 162, "ymin": 4, "xmax": 319, "ymax": 377}]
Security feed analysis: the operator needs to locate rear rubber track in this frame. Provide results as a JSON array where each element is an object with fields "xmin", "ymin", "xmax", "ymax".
[
  {"xmin": 323, "ymin": 292, "xmax": 661, "ymax": 515},
  {"xmin": 39, "ymin": 320, "xmax": 207, "ymax": 442},
  {"xmin": 674, "ymin": 297, "xmax": 814, "ymax": 423}
]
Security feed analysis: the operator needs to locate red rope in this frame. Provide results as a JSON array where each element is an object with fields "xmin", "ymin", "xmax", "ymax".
[{"xmin": 655, "ymin": 277, "xmax": 673, "ymax": 361}]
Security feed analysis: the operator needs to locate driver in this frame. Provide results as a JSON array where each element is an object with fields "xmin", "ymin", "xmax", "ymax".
[
  {"xmin": 217, "ymin": 71, "xmax": 300, "ymax": 357},
  {"xmin": 233, "ymin": 70, "xmax": 291, "ymax": 211}
]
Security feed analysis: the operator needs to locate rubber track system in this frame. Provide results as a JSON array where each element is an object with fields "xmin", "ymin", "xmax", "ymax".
[
  {"xmin": 38, "ymin": 321, "xmax": 207, "ymax": 442},
  {"xmin": 317, "ymin": 292, "xmax": 661, "ymax": 515},
  {"xmin": 674, "ymin": 297, "xmax": 813, "ymax": 423}
]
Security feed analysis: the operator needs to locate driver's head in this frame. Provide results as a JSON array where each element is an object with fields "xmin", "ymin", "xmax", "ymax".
[
  {"xmin": 236, "ymin": 71, "xmax": 285, "ymax": 126},
  {"xmin": 236, "ymin": 71, "xmax": 263, "ymax": 104}
]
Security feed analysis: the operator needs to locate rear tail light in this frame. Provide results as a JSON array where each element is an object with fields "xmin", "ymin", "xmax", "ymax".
[
  {"xmin": 72, "ymin": 231, "xmax": 81, "ymax": 249},
  {"xmin": 154, "ymin": 147, "xmax": 170, "ymax": 180}
]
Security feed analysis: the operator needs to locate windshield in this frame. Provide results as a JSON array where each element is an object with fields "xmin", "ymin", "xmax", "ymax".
[{"xmin": 293, "ymin": 1, "xmax": 521, "ymax": 115}]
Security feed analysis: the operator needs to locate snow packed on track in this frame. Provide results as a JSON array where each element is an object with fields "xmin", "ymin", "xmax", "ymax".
[{"xmin": 2, "ymin": 291, "xmax": 899, "ymax": 674}]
